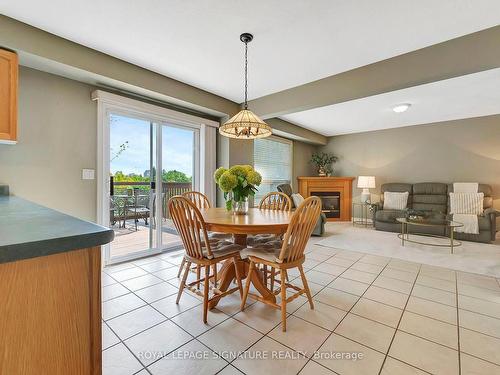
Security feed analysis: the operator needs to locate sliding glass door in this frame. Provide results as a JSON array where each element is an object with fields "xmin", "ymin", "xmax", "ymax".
[
  {"xmin": 105, "ymin": 114, "xmax": 199, "ymax": 264},
  {"xmin": 160, "ymin": 124, "xmax": 199, "ymax": 249},
  {"xmin": 109, "ymin": 114, "xmax": 156, "ymax": 261}
]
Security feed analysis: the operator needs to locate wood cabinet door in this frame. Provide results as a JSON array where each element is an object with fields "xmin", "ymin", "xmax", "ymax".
[{"xmin": 0, "ymin": 49, "xmax": 18, "ymax": 143}]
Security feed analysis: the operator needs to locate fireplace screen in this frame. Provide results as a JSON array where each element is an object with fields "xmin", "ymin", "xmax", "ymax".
[{"xmin": 311, "ymin": 191, "xmax": 341, "ymax": 218}]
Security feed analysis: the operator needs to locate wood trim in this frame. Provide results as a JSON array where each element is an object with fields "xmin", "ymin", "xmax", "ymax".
[
  {"xmin": 89, "ymin": 247, "xmax": 102, "ymax": 375},
  {"xmin": 0, "ymin": 247, "xmax": 102, "ymax": 375},
  {"xmin": 0, "ymin": 48, "xmax": 18, "ymax": 143},
  {"xmin": 297, "ymin": 177, "xmax": 354, "ymax": 221}
]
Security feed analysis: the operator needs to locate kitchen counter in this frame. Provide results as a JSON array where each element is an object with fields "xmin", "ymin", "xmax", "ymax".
[
  {"xmin": 0, "ymin": 196, "xmax": 114, "ymax": 263},
  {"xmin": 0, "ymin": 194, "xmax": 112, "ymax": 374}
]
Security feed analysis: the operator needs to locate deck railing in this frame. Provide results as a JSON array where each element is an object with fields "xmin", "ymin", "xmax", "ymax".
[{"xmin": 111, "ymin": 181, "xmax": 192, "ymax": 219}]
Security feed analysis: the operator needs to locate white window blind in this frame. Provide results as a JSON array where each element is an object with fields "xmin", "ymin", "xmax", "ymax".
[{"xmin": 254, "ymin": 136, "xmax": 293, "ymax": 201}]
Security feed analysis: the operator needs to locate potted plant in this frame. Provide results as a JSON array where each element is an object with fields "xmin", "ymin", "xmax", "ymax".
[
  {"xmin": 214, "ymin": 165, "xmax": 262, "ymax": 215},
  {"xmin": 310, "ymin": 152, "xmax": 338, "ymax": 177}
]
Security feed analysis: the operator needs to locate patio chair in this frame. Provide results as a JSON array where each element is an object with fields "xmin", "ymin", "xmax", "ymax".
[
  {"xmin": 240, "ymin": 196, "xmax": 322, "ymax": 332},
  {"xmin": 110, "ymin": 196, "xmax": 118, "ymax": 227},
  {"xmin": 169, "ymin": 196, "xmax": 244, "ymax": 323},
  {"xmin": 124, "ymin": 189, "xmax": 151, "ymax": 231}
]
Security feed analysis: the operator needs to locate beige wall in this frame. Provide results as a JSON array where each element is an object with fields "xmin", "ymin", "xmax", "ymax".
[
  {"xmin": 320, "ymin": 116, "xmax": 500, "ymax": 219},
  {"xmin": 0, "ymin": 67, "xmax": 98, "ymax": 220},
  {"xmin": 292, "ymin": 141, "xmax": 316, "ymax": 191}
]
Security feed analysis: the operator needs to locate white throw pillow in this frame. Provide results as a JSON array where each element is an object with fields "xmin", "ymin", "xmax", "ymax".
[
  {"xmin": 291, "ymin": 193, "xmax": 305, "ymax": 208},
  {"xmin": 449, "ymin": 192, "xmax": 484, "ymax": 215},
  {"xmin": 383, "ymin": 191, "xmax": 409, "ymax": 210}
]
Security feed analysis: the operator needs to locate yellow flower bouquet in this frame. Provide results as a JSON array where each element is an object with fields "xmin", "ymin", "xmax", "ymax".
[{"xmin": 214, "ymin": 165, "xmax": 262, "ymax": 214}]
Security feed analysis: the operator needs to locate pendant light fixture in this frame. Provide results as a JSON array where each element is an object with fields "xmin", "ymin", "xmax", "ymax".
[{"xmin": 219, "ymin": 33, "xmax": 272, "ymax": 139}]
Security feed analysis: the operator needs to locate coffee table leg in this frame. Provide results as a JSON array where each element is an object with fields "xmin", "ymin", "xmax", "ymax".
[
  {"xmin": 450, "ymin": 228, "xmax": 454, "ymax": 254},
  {"xmin": 401, "ymin": 222, "xmax": 405, "ymax": 246}
]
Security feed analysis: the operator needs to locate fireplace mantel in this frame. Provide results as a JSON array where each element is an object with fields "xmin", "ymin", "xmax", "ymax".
[{"xmin": 297, "ymin": 177, "xmax": 355, "ymax": 222}]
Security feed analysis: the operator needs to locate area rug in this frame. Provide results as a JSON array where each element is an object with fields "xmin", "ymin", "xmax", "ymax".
[{"xmin": 317, "ymin": 223, "xmax": 500, "ymax": 277}]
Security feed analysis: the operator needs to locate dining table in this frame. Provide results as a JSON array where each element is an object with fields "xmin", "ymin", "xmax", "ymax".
[{"xmin": 200, "ymin": 207, "xmax": 293, "ymax": 309}]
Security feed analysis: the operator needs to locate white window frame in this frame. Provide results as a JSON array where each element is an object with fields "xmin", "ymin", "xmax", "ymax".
[
  {"xmin": 253, "ymin": 135, "xmax": 294, "ymax": 201},
  {"xmin": 92, "ymin": 90, "xmax": 218, "ymax": 265}
]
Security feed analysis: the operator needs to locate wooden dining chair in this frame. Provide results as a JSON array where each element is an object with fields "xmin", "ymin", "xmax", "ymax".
[
  {"xmin": 182, "ymin": 191, "xmax": 211, "ymax": 210},
  {"xmin": 169, "ymin": 196, "xmax": 244, "ymax": 323},
  {"xmin": 259, "ymin": 191, "xmax": 292, "ymax": 211},
  {"xmin": 178, "ymin": 191, "xmax": 231, "ymax": 282},
  {"xmin": 178, "ymin": 191, "xmax": 210, "ymax": 278},
  {"xmin": 247, "ymin": 192, "xmax": 292, "ymax": 287},
  {"xmin": 181, "ymin": 191, "xmax": 233, "ymax": 242},
  {"xmin": 240, "ymin": 196, "xmax": 322, "ymax": 332},
  {"xmin": 248, "ymin": 192, "xmax": 292, "ymax": 246}
]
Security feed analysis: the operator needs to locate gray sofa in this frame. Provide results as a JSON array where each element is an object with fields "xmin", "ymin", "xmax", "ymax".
[
  {"xmin": 373, "ymin": 182, "xmax": 497, "ymax": 243},
  {"xmin": 277, "ymin": 184, "xmax": 326, "ymax": 236}
]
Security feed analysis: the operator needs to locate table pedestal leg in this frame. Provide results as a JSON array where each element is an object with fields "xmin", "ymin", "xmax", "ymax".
[
  {"xmin": 207, "ymin": 259, "xmax": 276, "ymax": 310},
  {"xmin": 233, "ymin": 234, "xmax": 247, "ymax": 246}
]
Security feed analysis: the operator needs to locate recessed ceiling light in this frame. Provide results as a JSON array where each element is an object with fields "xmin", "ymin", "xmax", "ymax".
[{"xmin": 392, "ymin": 103, "xmax": 411, "ymax": 113}]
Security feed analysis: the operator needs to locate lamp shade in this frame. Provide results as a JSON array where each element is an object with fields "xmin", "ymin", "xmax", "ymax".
[
  {"xmin": 357, "ymin": 176, "xmax": 376, "ymax": 189},
  {"xmin": 219, "ymin": 109, "xmax": 272, "ymax": 139}
]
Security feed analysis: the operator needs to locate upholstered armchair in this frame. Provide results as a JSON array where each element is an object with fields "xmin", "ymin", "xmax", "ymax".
[{"xmin": 277, "ymin": 183, "xmax": 326, "ymax": 236}]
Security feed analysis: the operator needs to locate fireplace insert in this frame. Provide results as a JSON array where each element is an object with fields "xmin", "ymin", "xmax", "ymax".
[{"xmin": 311, "ymin": 191, "xmax": 341, "ymax": 218}]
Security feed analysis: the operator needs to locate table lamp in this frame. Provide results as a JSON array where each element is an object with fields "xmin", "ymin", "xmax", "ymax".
[{"xmin": 357, "ymin": 176, "xmax": 376, "ymax": 203}]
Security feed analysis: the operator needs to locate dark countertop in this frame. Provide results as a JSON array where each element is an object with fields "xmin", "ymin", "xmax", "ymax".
[{"xmin": 0, "ymin": 196, "xmax": 114, "ymax": 264}]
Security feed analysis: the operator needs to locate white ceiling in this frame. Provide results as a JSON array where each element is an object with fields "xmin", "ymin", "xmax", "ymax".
[
  {"xmin": 2, "ymin": 0, "xmax": 500, "ymax": 104},
  {"xmin": 281, "ymin": 67, "xmax": 500, "ymax": 136}
]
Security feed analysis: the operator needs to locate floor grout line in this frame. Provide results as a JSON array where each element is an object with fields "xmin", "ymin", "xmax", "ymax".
[
  {"xmin": 377, "ymin": 264, "xmax": 422, "ymax": 375},
  {"xmin": 455, "ymin": 270, "xmax": 462, "ymax": 375}
]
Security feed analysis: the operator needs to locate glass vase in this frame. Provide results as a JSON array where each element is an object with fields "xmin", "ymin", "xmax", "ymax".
[{"xmin": 232, "ymin": 197, "xmax": 249, "ymax": 215}]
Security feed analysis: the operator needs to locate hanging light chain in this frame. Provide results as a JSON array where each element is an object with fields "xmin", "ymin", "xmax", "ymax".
[
  {"xmin": 244, "ymin": 40, "xmax": 248, "ymax": 109},
  {"xmin": 219, "ymin": 32, "xmax": 271, "ymax": 139}
]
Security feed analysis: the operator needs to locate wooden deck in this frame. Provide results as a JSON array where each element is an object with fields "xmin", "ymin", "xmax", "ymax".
[{"xmin": 110, "ymin": 221, "xmax": 182, "ymax": 258}]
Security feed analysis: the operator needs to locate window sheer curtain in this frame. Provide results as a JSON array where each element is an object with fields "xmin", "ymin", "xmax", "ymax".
[{"xmin": 254, "ymin": 137, "xmax": 293, "ymax": 201}]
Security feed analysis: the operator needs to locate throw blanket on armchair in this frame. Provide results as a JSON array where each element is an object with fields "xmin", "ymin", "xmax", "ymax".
[{"xmin": 451, "ymin": 182, "xmax": 482, "ymax": 234}]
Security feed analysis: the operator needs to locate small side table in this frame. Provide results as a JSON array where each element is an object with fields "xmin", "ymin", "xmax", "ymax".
[{"xmin": 352, "ymin": 202, "xmax": 371, "ymax": 227}]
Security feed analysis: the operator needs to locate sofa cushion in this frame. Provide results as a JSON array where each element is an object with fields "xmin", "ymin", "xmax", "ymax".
[
  {"xmin": 381, "ymin": 183, "xmax": 413, "ymax": 208},
  {"xmin": 383, "ymin": 192, "xmax": 409, "ymax": 210},
  {"xmin": 412, "ymin": 182, "xmax": 448, "ymax": 213},
  {"xmin": 449, "ymin": 192, "xmax": 484, "ymax": 215},
  {"xmin": 448, "ymin": 183, "xmax": 493, "ymax": 210},
  {"xmin": 478, "ymin": 215, "xmax": 493, "ymax": 231},
  {"xmin": 291, "ymin": 193, "xmax": 305, "ymax": 208},
  {"xmin": 413, "ymin": 182, "xmax": 448, "ymax": 195},
  {"xmin": 375, "ymin": 209, "xmax": 406, "ymax": 223}
]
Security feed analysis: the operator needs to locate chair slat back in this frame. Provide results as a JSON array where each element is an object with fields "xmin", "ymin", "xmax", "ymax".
[
  {"xmin": 168, "ymin": 196, "xmax": 212, "ymax": 260},
  {"xmin": 278, "ymin": 196, "xmax": 322, "ymax": 263},
  {"xmin": 259, "ymin": 192, "xmax": 292, "ymax": 211},
  {"xmin": 182, "ymin": 191, "xmax": 211, "ymax": 210}
]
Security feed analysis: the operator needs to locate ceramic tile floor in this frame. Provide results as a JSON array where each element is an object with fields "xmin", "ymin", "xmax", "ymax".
[{"xmin": 102, "ymin": 235, "xmax": 500, "ymax": 375}]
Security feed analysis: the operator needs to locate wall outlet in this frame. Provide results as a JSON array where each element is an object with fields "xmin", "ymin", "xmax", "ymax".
[{"xmin": 82, "ymin": 169, "xmax": 95, "ymax": 180}]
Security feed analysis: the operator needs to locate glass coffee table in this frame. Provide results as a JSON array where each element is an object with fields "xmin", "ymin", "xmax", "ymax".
[{"xmin": 396, "ymin": 217, "xmax": 464, "ymax": 254}]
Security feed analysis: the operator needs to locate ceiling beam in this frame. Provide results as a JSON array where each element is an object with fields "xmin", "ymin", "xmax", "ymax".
[
  {"xmin": 266, "ymin": 118, "xmax": 327, "ymax": 145},
  {"xmin": 0, "ymin": 15, "xmax": 240, "ymax": 117},
  {"xmin": 247, "ymin": 25, "xmax": 500, "ymax": 119}
]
